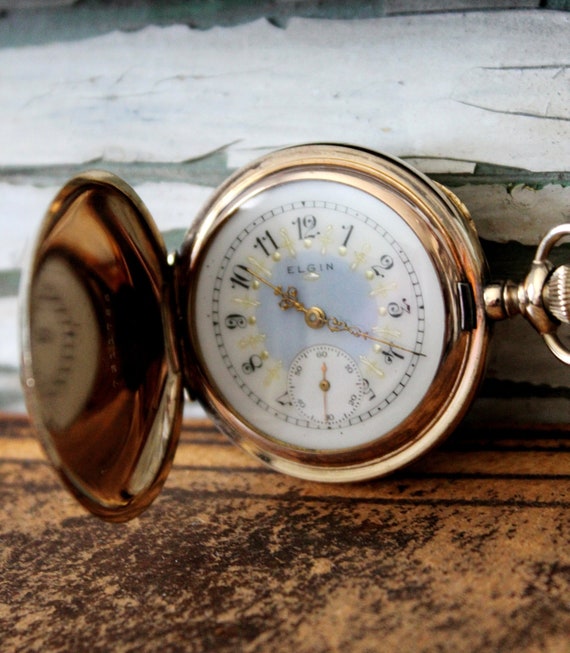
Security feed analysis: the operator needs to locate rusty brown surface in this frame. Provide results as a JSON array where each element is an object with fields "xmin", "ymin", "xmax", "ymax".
[{"xmin": 1, "ymin": 414, "xmax": 569, "ymax": 652}]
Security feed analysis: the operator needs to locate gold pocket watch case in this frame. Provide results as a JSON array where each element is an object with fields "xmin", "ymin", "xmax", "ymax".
[
  {"xmin": 20, "ymin": 144, "xmax": 570, "ymax": 521},
  {"xmin": 20, "ymin": 173, "xmax": 183, "ymax": 521}
]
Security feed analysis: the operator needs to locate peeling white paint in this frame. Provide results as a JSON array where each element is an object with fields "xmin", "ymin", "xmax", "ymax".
[{"xmin": 0, "ymin": 12, "xmax": 568, "ymax": 170}]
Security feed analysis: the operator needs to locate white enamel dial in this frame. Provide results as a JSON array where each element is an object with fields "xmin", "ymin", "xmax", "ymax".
[{"xmin": 192, "ymin": 178, "xmax": 446, "ymax": 452}]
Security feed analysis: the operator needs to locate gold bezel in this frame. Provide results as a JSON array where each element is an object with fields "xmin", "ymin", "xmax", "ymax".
[{"xmin": 178, "ymin": 144, "xmax": 490, "ymax": 481}]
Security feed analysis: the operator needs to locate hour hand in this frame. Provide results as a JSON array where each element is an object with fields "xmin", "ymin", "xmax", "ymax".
[{"xmin": 247, "ymin": 268, "xmax": 327, "ymax": 329}]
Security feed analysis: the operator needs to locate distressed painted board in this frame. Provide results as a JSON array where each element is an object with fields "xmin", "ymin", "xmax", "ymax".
[{"xmin": 0, "ymin": 6, "xmax": 568, "ymax": 423}]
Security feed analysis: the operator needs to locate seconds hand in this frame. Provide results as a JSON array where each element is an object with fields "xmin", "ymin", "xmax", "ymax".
[
  {"xmin": 246, "ymin": 268, "xmax": 425, "ymax": 356},
  {"xmin": 320, "ymin": 362, "xmax": 332, "ymax": 423}
]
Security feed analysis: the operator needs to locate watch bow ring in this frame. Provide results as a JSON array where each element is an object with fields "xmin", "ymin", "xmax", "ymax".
[{"xmin": 20, "ymin": 144, "xmax": 570, "ymax": 521}]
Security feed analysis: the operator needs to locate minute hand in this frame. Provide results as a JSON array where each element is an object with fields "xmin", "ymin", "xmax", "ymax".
[{"xmin": 246, "ymin": 268, "xmax": 424, "ymax": 357}]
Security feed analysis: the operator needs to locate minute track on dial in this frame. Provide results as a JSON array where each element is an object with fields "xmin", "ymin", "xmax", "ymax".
[{"xmin": 246, "ymin": 267, "xmax": 425, "ymax": 357}]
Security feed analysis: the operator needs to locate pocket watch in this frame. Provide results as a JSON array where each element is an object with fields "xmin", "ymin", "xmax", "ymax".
[{"xmin": 20, "ymin": 144, "xmax": 570, "ymax": 521}]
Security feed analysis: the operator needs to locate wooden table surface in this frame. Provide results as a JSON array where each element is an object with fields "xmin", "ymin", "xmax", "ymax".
[{"xmin": 1, "ymin": 413, "xmax": 569, "ymax": 652}]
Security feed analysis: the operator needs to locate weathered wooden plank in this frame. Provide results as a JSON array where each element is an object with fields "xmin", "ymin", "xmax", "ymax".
[{"xmin": 0, "ymin": 10, "xmax": 568, "ymax": 419}]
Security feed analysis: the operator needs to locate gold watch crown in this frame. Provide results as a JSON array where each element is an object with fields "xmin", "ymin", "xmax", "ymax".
[{"xmin": 544, "ymin": 265, "xmax": 570, "ymax": 324}]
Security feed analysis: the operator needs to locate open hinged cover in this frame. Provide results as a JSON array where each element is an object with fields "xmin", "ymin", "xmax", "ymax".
[{"xmin": 20, "ymin": 172, "xmax": 183, "ymax": 521}]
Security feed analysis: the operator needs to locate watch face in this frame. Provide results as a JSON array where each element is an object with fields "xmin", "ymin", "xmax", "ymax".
[
  {"xmin": 181, "ymin": 146, "xmax": 488, "ymax": 479},
  {"xmin": 191, "ymin": 179, "xmax": 445, "ymax": 451}
]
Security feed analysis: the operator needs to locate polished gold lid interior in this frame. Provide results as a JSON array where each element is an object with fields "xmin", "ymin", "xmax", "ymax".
[{"xmin": 21, "ymin": 172, "xmax": 183, "ymax": 521}]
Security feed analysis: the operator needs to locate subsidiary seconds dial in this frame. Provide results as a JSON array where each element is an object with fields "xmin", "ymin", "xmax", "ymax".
[{"xmin": 288, "ymin": 344, "xmax": 364, "ymax": 427}]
